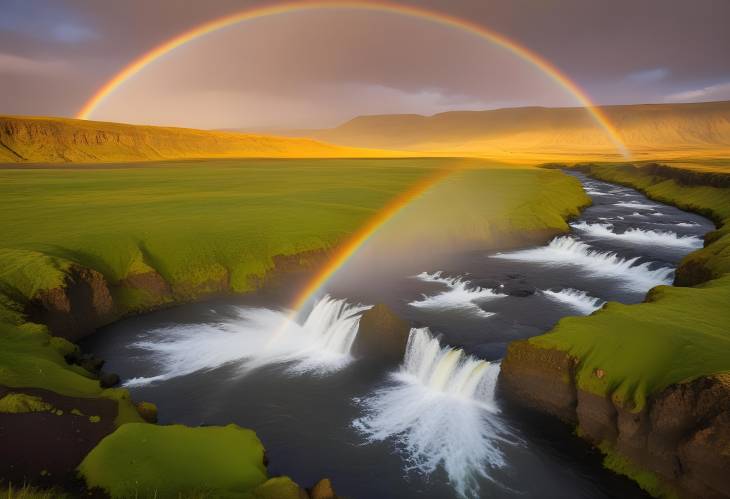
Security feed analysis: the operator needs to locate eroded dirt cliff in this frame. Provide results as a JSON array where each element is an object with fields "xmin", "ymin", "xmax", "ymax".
[{"xmin": 500, "ymin": 346, "xmax": 729, "ymax": 498}]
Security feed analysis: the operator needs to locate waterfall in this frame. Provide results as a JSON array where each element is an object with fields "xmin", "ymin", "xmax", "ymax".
[
  {"xmin": 542, "ymin": 288, "xmax": 605, "ymax": 315},
  {"xmin": 125, "ymin": 295, "xmax": 369, "ymax": 386},
  {"xmin": 492, "ymin": 236, "xmax": 674, "ymax": 292},
  {"xmin": 353, "ymin": 328, "xmax": 515, "ymax": 499},
  {"xmin": 570, "ymin": 221, "xmax": 703, "ymax": 249},
  {"xmin": 402, "ymin": 328, "xmax": 498, "ymax": 402}
]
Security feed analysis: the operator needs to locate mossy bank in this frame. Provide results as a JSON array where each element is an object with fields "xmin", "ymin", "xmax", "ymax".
[{"xmin": 500, "ymin": 162, "xmax": 730, "ymax": 499}]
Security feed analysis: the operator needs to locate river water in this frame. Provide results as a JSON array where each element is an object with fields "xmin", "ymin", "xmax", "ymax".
[{"xmin": 85, "ymin": 171, "xmax": 713, "ymax": 499}]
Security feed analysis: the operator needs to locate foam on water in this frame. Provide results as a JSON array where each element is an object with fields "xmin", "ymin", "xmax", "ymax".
[
  {"xmin": 410, "ymin": 271, "xmax": 504, "ymax": 318},
  {"xmin": 542, "ymin": 288, "xmax": 605, "ymax": 315},
  {"xmin": 614, "ymin": 201, "xmax": 658, "ymax": 210},
  {"xmin": 584, "ymin": 189, "xmax": 610, "ymax": 196},
  {"xmin": 492, "ymin": 236, "xmax": 673, "ymax": 292},
  {"xmin": 571, "ymin": 222, "xmax": 703, "ymax": 249},
  {"xmin": 353, "ymin": 328, "xmax": 515, "ymax": 498},
  {"xmin": 125, "ymin": 295, "xmax": 369, "ymax": 386}
]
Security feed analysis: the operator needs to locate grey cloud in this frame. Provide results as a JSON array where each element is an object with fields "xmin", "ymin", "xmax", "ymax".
[
  {"xmin": 626, "ymin": 68, "xmax": 670, "ymax": 83},
  {"xmin": 0, "ymin": 0, "xmax": 728, "ymax": 126},
  {"xmin": 665, "ymin": 81, "xmax": 730, "ymax": 103}
]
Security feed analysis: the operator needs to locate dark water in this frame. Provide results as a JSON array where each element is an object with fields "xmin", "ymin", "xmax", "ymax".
[{"xmin": 85, "ymin": 172, "xmax": 713, "ymax": 499}]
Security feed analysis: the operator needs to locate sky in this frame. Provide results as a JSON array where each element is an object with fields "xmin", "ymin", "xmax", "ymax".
[{"xmin": 1, "ymin": 0, "xmax": 729, "ymax": 129}]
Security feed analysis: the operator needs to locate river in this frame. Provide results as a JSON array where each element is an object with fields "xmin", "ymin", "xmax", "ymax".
[{"xmin": 84, "ymin": 171, "xmax": 713, "ymax": 499}]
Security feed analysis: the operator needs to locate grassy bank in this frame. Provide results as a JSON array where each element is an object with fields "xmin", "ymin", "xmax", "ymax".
[
  {"xmin": 0, "ymin": 157, "xmax": 590, "ymax": 497},
  {"xmin": 534, "ymin": 162, "xmax": 730, "ymax": 410}
]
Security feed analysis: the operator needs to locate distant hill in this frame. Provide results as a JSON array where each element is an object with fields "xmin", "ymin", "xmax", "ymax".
[
  {"xmin": 0, "ymin": 116, "xmax": 399, "ymax": 164},
  {"xmin": 272, "ymin": 101, "xmax": 730, "ymax": 161}
]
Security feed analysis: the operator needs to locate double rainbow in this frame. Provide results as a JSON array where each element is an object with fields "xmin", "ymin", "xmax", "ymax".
[{"xmin": 77, "ymin": 1, "xmax": 631, "ymax": 311}]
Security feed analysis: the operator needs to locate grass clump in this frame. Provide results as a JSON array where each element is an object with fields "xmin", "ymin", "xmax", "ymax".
[
  {"xmin": 78, "ymin": 423, "xmax": 268, "ymax": 498},
  {"xmin": 0, "ymin": 321, "xmax": 143, "ymax": 424},
  {"xmin": 3, "ymin": 483, "xmax": 68, "ymax": 498},
  {"xmin": 599, "ymin": 443, "xmax": 678, "ymax": 499},
  {"xmin": 0, "ymin": 393, "xmax": 52, "ymax": 413}
]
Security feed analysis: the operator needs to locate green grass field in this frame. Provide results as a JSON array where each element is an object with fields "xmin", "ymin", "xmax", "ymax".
[
  {"xmin": 533, "ymin": 163, "xmax": 730, "ymax": 411},
  {"xmin": 0, "ymin": 158, "xmax": 589, "ymax": 315}
]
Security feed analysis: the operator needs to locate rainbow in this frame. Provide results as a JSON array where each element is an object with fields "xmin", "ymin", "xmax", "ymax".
[
  {"xmin": 290, "ymin": 165, "xmax": 456, "ymax": 310},
  {"xmin": 76, "ymin": 0, "xmax": 632, "ymax": 312},
  {"xmin": 77, "ymin": 0, "xmax": 628, "ymax": 157}
]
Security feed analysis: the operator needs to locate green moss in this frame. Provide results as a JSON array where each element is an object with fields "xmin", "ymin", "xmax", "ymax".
[
  {"xmin": 247, "ymin": 477, "xmax": 304, "ymax": 499},
  {"xmin": 0, "ymin": 321, "xmax": 143, "ymax": 427},
  {"xmin": 78, "ymin": 423, "xmax": 268, "ymax": 498},
  {"xmin": 0, "ymin": 393, "xmax": 52, "ymax": 413},
  {"xmin": 0, "ymin": 321, "xmax": 101, "ymax": 397},
  {"xmin": 0, "ymin": 248, "xmax": 70, "ymax": 301},
  {"xmin": 100, "ymin": 388, "xmax": 145, "ymax": 426},
  {"xmin": 600, "ymin": 443, "xmax": 678, "ymax": 498}
]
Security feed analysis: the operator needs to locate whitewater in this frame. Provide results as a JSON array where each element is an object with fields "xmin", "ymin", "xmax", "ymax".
[
  {"xmin": 125, "ymin": 295, "xmax": 370, "ymax": 386},
  {"xmin": 570, "ymin": 221, "xmax": 703, "ymax": 249},
  {"xmin": 410, "ymin": 271, "xmax": 505, "ymax": 318},
  {"xmin": 492, "ymin": 236, "xmax": 674, "ymax": 292},
  {"xmin": 354, "ymin": 328, "xmax": 516, "ymax": 499}
]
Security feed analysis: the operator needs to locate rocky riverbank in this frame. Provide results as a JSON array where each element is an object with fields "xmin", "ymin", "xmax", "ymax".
[{"xmin": 499, "ymin": 163, "xmax": 730, "ymax": 499}]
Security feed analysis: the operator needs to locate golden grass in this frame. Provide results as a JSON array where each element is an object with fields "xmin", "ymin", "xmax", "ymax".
[
  {"xmin": 0, "ymin": 115, "xmax": 407, "ymax": 164},
  {"xmin": 288, "ymin": 101, "xmax": 730, "ymax": 162},
  {"xmin": 3, "ymin": 484, "xmax": 67, "ymax": 499}
]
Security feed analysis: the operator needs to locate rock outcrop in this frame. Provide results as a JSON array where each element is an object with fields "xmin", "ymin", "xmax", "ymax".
[
  {"xmin": 309, "ymin": 478, "xmax": 338, "ymax": 499},
  {"xmin": 351, "ymin": 304, "xmax": 410, "ymax": 360},
  {"xmin": 500, "ymin": 341, "xmax": 730, "ymax": 499},
  {"xmin": 25, "ymin": 265, "xmax": 116, "ymax": 341},
  {"xmin": 499, "ymin": 340, "xmax": 578, "ymax": 423}
]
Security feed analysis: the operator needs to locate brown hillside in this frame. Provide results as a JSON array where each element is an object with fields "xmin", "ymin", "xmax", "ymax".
[
  {"xmin": 0, "ymin": 115, "xmax": 399, "ymax": 164},
  {"xmin": 288, "ymin": 101, "xmax": 730, "ymax": 161}
]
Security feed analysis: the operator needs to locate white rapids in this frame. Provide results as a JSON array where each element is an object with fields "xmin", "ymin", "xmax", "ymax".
[
  {"xmin": 125, "ymin": 295, "xmax": 369, "ymax": 386},
  {"xmin": 613, "ymin": 201, "xmax": 659, "ymax": 210},
  {"xmin": 541, "ymin": 288, "xmax": 605, "ymax": 315},
  {"xmin": 353, "ymin": 328, "xmax": 516, "ymax": 499},
  {"xmin": 492, "ymin": 236, "xmax": 674, "ymax": 292},
  {"xmin": 409, "ymin": 271, "xmax": 505, "ymax": 318},
  {"xmin": 570, "ymin": 221, "xmax": 703, "ymax": 249}
]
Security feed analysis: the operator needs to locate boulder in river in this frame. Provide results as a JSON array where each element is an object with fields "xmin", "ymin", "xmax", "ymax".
[
  {"xmin": 99, "ymin": 372, "xmax": 120, "ymax": 388},
  {"xmin": 309, "ymin": 478, "xmax": 337, "ymax": 499},
  {"xmin": 503, "ymin": 284, "xmax": 537, "ymax": 297},
  {"xmin": 135, "ymin": 401, "xmax": 158, "ymax": 423},
  {"xmin": 351, "ymin": 304, "xmax": 410, "ymax": 360}
]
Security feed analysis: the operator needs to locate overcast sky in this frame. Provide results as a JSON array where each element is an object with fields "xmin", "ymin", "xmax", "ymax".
[{"xmin": 1, "ymin": 0, "xmax": 729, "ymax": 129}]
